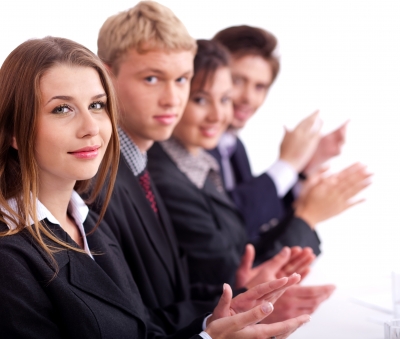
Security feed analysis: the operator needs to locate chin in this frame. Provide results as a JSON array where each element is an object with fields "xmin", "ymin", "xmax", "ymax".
[
  {"xmin": 152, "ymin": 128, "xmax": 175, "ymax": 142},
  {"xmin": 72, "ymin": 167, "xmax": 101, "ymax": 181},
  {"xmin": 231, "ymin": 119, "xmax": 247, "ymax": 130}
]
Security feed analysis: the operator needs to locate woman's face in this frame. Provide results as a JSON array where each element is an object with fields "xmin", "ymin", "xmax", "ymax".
[
  {"xmin": 172, "ymin": 66, "xmax": 233, "ymax": 154},
  {"xmin": 35, "ymin": 65, "xmax": 112, "ymax": 188}
]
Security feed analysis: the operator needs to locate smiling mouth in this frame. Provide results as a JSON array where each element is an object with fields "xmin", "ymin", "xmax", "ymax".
[
  {"xmin": 68, "ymin": 146, "xmax": 100, "ymax": 159},
  {"xmin": 200, "ymin": 126, "xmax": 221, "ymax": 137}
]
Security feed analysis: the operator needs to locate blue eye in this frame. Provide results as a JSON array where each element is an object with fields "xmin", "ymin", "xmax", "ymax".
[
  {"xmin": 193, "ymin": 96, "xmax": 206, "ymax": 105},
  {"xmin": 51, "ymin": 104, "xmax": 71, "ymax": 114},
  {"xmin": 145, "ymin": 76, "xmax": 158, "ymax": 84},
  {"xmin": 221, "ymin": 96, "xmax": 232, "ymax": 104},
  {"xmin": 176, "ymin": 77, "xmax": 187, "ymax": 84},
  {"xmin": 89, "ymin": 101, "xmax": 106, "ymax": 110}
]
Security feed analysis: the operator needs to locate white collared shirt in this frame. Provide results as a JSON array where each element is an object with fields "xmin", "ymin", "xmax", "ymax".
[{"xmin": 1, "ymin": 191, "xmax": 93, "ymax": 259}]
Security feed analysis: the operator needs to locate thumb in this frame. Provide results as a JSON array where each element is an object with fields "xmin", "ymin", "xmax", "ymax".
[
  {"xmin": 265, "ymin": 247, "xmax": 291, "ymax": 275},
  {"xmin": 235, "ymin": 244, "xmax": 255, "ymax": 288},
  {"xmin": 211, "ymin": 283, "xmax": 233, "ymax": 320}
]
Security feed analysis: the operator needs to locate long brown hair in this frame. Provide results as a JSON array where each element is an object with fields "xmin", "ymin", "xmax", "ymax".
[{"xmin": 0, "ymin": 37, "xmax": 119, "ymax": 260}]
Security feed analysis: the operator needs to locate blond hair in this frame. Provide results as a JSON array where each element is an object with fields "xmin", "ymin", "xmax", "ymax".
[{"xmin": 98, "ymin": 1, "xmax": 196, "ymax": 71}]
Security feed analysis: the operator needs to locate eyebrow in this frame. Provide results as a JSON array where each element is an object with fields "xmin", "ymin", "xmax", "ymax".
[{"xmin": 45, "ymin": 93, "xmax": 106, "ymax": 105}]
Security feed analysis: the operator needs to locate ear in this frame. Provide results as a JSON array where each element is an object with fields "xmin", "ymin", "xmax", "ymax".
[{"xmin": 11, "ymin": 136, "xmax": 18, "ymax": 150}]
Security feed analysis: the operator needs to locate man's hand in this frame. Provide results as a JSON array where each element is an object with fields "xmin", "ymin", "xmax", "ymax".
[
  {"xmin": 303, "ymin": 121, "xmax": 348, "ymax": 175},
  {"xmin": 279, "ymin": 111, "xmax": 322, "ymax": 172},
  {"xmin": 295, "ymin": 162, "xmax": 372, "ymax": 228},
  {"xmin": 262, "ymin": 284, "xmax": 336, "ymax": 323},
  {"xmin": 205, "ymin": 281, "xmax": 311, "ymax": 339},
  {"xmin": 235, "ymin": 245, "xmax": 315, "ymax": 289}
]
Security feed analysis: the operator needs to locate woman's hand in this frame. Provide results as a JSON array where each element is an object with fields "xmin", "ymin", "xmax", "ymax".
[
  {"xmin": 207, "ymin": 275, "xmax": 300, "ymax": 326},
  {"xmin": 235, "ymin": 245, "xmax": 315, "ymax": 289},
  {"xmin": 205, "ymin": 286, "xmax": 311, "ymax": 339}
]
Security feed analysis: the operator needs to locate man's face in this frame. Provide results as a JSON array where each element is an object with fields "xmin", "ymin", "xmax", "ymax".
[
  {"xmin": 230, "ymin": 54, "xmax": 274, "ymax": 129},
  {"xmin": 110, "ymin": 48, "xmax": 194, "ymax": 151}
]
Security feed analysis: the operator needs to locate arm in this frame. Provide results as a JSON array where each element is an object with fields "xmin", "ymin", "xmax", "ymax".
[{"xmin": 0, "ymin": 252, "xmax": 63, "ymax": 339}]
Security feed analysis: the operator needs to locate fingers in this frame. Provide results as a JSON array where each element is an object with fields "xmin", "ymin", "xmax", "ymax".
[
  {"xmin": 281, "ymin": 247, "xmax": 315, "ymax": 277},
  {"xmin": 235, "ymin": 244, "xmax": 256, "ymax": 288},
  {"xmin": 231, "ymin": 274, "xmax": 301, "ymax": 313},
  {"xmin": 287, "ymin": 284, "xmax": 336, "ymax": 298},
  {"xmin": 259, "ymin": 314, "xmax": 311, "ymax": 339},
  {"xmin": 212, "ymin": 283, "xmax": 233, "ymax": 320},
  {"xmin": 205, "ymin": 302, "xmax": 275, "ymax": 339},
  {"xmin": 264, "ymin": 246, "xmax": 291, "ymax": 273}
]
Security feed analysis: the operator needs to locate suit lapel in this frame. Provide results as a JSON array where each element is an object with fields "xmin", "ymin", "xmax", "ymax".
[
  {"xmin": 70, "ymin": 219, "xmax": 145, "ymax": 321},
  {"xmin": 118, "ymin": 158, "xmax": 177, "ymax": 285},
  {"xmin": 202, "ymin": 176, "xmax": 237, "ymax": 209}
]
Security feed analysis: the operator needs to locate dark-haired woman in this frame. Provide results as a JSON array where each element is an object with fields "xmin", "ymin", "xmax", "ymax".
[
  {"xmin": 0, "ymin": 37, "xmax": 310, "ymax": 339},
  {"xmin": 147, "ymin": 40, "xmax": 343, "ymax": 323}
]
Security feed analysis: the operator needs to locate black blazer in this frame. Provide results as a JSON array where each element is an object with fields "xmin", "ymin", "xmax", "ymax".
[
  {"xmin": 0, "ymin": 212, "xmax": 204, "ymax": 339},
  {"xmin": 92, "ymin": 155, "xmax": 217, "ymax": 335},
  {"xmin": 148, "ymin": 143, "xmax": 248, "ymax": 287},
  {"xmin": 208, "ymin": 138, "xmax": 321, "ymax": 258}
]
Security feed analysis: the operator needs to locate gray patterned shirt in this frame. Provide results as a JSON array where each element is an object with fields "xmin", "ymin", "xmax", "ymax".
[
  {"xmin": 118, "ymin": 127, "xmax": 147, "ymax": 176},
  {"xmin": 160, "ymin": 138, "xmax": 224, "ymax": 192}
]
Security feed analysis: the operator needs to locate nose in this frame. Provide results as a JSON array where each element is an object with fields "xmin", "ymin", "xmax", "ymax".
[
  {"xmin": 77, "ymin": 109, "xmax": 100, "ymax": 138},
  {"xmin": 207, "ymin": 103, "xmax": 225, "ymax": 123},
  {"xmin": 159, "ymin": 82, "xmax": 181, "ymax": 108},
  {"xmin": 240, "ymin": 83, "xmax": 254, "ymax": 105}
]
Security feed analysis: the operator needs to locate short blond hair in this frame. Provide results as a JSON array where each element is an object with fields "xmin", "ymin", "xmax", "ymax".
[{"xmin": 98, "ymin": 1, "xmax": 196, "ymax": 70}]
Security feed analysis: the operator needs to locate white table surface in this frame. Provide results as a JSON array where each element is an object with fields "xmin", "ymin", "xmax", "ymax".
[{"xmin": 288, "ymin": 253, "xmax": 393, "ymax": 339}]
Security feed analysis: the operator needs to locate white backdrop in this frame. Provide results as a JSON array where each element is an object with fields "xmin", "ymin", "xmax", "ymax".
[{"xmin": 1, "ymin": 0, "xmax": 400, "ymax": 335}]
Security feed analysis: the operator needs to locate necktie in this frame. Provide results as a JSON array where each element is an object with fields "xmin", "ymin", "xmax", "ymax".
[{"xmin": 138, "ymin": 170, "xmax": 159, "ymax": 215}]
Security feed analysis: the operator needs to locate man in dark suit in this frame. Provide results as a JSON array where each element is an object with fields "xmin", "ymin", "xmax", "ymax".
[
  {"xmin": 210, "ymin": 26, "xmax": 350, "ymax": 252},
  {"xmin": 92, "ymin": 2, "xmax": 314, "ymax": 337}
]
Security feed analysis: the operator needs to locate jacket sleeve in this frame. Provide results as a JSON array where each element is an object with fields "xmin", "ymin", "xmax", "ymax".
[
  {"xmin": 252, "ymin": 213, "xmax": 321, "ymax": 264},
  {"xmin": 0, "ymin": 251, "xmax": 63, "ymax": 339}
]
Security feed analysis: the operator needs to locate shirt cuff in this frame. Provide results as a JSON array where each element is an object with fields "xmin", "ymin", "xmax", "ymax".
[
  {"xmin": 267, "ymin": 159, "xmax": 298, "ymax": 198},
  {"xmin": 199, "ymin": 332, "xmax": 213, "ymax": 339},
  {"xmin": 202, "ymin": 314, "xmax": 213, "ymax": 330}
]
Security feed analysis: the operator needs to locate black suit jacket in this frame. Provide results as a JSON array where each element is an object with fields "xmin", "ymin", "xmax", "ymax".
[
  {"xmin": 92, "ymin": 155, "xmax": 217, "ymax": 335},
  {"xmin": 208, "ymin": 138, "xmax": 321, "ymax": 259},
  {"xmin": 148, "ymin": 143, "xmax": 248, "ymax": 287},
  {"xmin": 0, "ymin": 212, "xmax": 204, "ymax": 339}
]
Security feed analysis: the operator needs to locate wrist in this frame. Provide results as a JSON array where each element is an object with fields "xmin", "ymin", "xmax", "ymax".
[
  {"xmin": 278, "ymin": 156, "xmax": 301, "ymax": 173},
  {"xmin": 294, "ymin": 205, "xmax": 317, "ymax": 230}
]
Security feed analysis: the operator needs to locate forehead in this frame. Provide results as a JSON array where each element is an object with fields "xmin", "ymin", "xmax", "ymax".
[
  {"xmin": 118, "ymin": 48, "xmax": 195, "ymax": 75},
  {"xmin": 194, "ymin": 67, "xmax": 232, "ymax": 94},
  {"xmin": 40, "ymin": 65, "xmax": 104, "ymax": 100},
  {"xmin": 230, "ymin": 54, "xmax": 273, "ymax": 84}
]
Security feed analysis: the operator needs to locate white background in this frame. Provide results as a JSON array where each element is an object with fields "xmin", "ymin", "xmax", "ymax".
[{"xmin": 1, "ymin": 0, "xmax": 400, "ymax": 336}]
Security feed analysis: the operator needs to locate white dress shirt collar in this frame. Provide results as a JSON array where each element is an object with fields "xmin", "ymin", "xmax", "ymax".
[{"xmin": 1, "ymin": 191, "xmax": 93, "ymax": 258}]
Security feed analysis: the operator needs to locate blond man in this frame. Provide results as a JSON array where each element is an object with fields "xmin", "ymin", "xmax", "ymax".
[{"xmin": 92, "ymin": 2, "xmax": 311, "ymax": 338}]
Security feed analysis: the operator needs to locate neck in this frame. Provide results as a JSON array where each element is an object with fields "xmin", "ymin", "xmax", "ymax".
[
  {"xmin": 38, "ymin": 183, "xmax": 74, "ymax": 227},
  {"xmin": 119, "ymin": 124, "xmax": 153, "ymax": 153},
  {"xmin": 171, "ymin": 135, "xmax": 200, "ymax": 156}
]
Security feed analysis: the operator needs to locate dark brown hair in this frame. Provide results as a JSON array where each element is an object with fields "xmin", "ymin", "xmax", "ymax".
[
  {"xmin": 213, "ymin": 25, "xmax": 280, "ymax": 82},
  {"xmin": 192, "ymin": 39, "xmax": 230, "ymax": 90},
  {"xmin": 0, "ymin": 37, "xmax": 119, "ymax": 260}
]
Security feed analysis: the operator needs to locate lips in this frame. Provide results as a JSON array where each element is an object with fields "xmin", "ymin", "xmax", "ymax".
[
  {"xmin": 153, "ymin": 114, "xmax": 178, "ymax": 125},
  {"xmin": 234, "ymin": 106, "xmax": 253, "ymax": 122},
  {"xmin": 68, "ymin": 145, "xmax": 100, "ymax": 159},
  {"xmin": 200, "ymin": 125, "xmax": 221, "ymax": 138}
]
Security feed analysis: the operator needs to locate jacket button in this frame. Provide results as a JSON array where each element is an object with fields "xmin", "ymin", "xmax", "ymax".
[{"xmin": 259, "ymin": 218, "xmax": 279, "ymax": 233}]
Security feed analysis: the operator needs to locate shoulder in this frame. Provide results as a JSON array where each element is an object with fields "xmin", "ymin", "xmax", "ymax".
[{"xmin": 148, "ymin": 143, "xmax": 185, "ymax": 182}]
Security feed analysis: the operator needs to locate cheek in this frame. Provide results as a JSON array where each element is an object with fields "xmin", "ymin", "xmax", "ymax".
[{"xmin": 99, "ymin": 115, "xmax": 113, "ymax": 147}]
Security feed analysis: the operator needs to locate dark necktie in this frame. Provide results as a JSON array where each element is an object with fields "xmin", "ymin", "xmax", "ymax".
[{"xmin": 138, "ymin": 170, "xmax": 159, "ymax": 215}]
